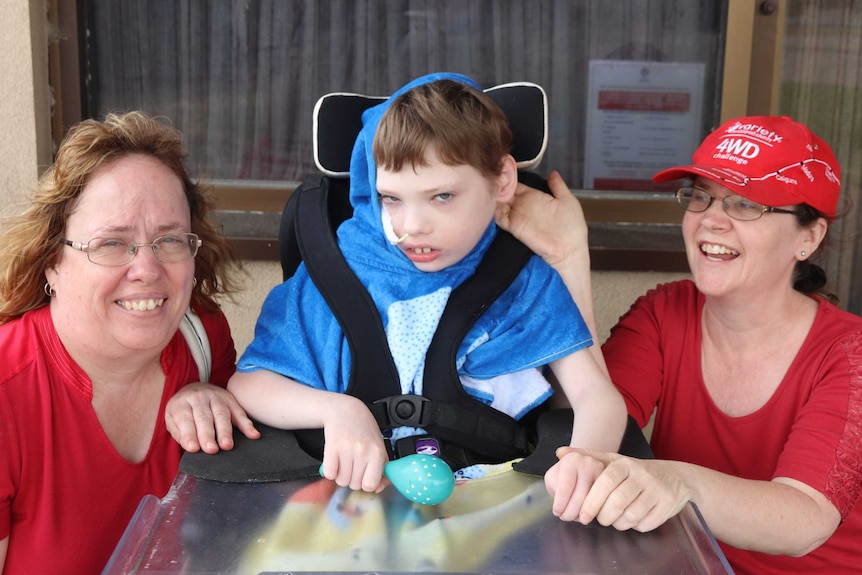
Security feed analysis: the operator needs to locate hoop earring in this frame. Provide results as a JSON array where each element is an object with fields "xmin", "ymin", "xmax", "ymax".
[{"xmin": 44, "ymin": 283, "xmax": 55, "ymax": 297}]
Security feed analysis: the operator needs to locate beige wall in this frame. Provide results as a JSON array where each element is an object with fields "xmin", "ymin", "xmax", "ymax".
[
  {"xmin": 221, "ymin": 262, "xmax": 690, "ymax": 356},
  {"xmin": 1, "ymin": 0, "xmax": 52, "ymax": 216},
  {"xmin": 4, "ymin": 0, "xmax": 690, "ymax": 356}
]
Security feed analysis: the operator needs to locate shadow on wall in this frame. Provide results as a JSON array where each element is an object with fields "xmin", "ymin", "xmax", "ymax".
[{"xmin": 220, "ymin": 261, "xmax": 690, "ymax": 357}]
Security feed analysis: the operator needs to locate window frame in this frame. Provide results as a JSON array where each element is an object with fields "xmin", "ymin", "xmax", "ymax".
[{"xmin": 50, "ymin": 0, "xmax": 777, "ymax": 272}]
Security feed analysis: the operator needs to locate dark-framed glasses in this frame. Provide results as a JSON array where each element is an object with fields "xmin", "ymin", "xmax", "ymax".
[
  {"xmin": 61, "ymin": 233, "xmax": 202, "ymax": 266},
  {"xmin": 675, "ymin": 187, "xmax": 800, "ymax": 221}
]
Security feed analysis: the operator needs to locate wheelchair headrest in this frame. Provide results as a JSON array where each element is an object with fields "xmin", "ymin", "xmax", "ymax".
[{"xmin": 313, "ymin": 81, "xmax": 548, "ymax": 177}]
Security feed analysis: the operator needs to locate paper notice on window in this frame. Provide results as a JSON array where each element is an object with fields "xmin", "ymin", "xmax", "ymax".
[{"xmin": 584, "ymin": 60, "xmax": 705, "ymax": 191}]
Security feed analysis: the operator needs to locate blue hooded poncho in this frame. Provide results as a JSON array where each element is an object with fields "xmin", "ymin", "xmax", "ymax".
[{"xmin": 238, "ymin": 72, "xmax": 592, "ymax": 421}]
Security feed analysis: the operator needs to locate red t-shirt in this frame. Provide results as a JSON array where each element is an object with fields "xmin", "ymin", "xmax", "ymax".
[
  {"xmin": 0, "ymin": 305, "xmax": 236, "ymax": 575},
  {"xmin": 603, "ymin": 280, "xmax": 862, "ymax": 575}
]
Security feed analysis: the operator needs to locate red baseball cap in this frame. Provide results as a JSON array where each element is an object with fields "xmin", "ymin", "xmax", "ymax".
[{"xmin": 653, "ymin": 116, "xmax": 841, "ymax": 219}]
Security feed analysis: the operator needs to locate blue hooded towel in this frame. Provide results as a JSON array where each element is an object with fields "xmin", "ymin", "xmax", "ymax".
[{"xmin": 238, "ymin": 72, "xmax": 592, "ymax": 422}]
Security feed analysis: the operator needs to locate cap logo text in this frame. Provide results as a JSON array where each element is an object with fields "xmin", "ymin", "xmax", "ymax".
[
  {"xmin": 724, "ymin": 121, "xmax": 784, "ymax": 144},
  {"xmin": 715, "ymin": 138, "xmax": 760, "ymax": 159}
]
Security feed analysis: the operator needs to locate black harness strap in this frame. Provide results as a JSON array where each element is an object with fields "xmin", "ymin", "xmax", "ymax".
[
  {"xmin": 294, "ymin": 175, "xmax": 401, "ymax": 400},
  {"xmin": 413, "ymin": 229, "xmax": 536, "ymax": 460},
  {"xmin": 414, "ymin": 173, "xmax": 550, "ymax": 460},
  {"xmin": 423, "ymin": 229, "xmax": 534, "ymax": 402}
]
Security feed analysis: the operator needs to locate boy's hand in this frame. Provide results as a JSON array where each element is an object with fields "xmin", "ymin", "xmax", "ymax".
[
  {"xmin": 319, "ymin": 395, "xmax": 389, "ymax": 493},
  {"xmin": 545, "ymin": 446, "xmax": 607, "ymax": 522},
  {"xmin": 166, "ymin": 382, "xmax": 260, "ymax": 453}
]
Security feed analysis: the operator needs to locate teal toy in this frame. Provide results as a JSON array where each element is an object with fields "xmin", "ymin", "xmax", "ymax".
[
  {"xmin": 384, "ymin": 454, "xmax": 455, "ymax": 505},
  {"xmin": 319, "ymin": 453, "xmax": 455, "ymax": 505}
]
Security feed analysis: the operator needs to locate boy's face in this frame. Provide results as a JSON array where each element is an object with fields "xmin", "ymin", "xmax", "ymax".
[{"xmin": 376, "ymin": 149, "xmax": 514, "ymax": 272}]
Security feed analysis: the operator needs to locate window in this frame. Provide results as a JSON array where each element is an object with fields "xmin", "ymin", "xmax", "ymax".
[
  {"xmin": 778, "ymin": 1, "xmax": 862, "ymax": 312},
  {"xmin": 52, "ymin": 1, "xmax": 862, "ymax": 311},
  {"xmin": 54, "ymin": 0, "xmax": 729, "ymax": 270},
  {"xmin": 77, "ymin": 0, "xmax": 724, "ymax": 186}
]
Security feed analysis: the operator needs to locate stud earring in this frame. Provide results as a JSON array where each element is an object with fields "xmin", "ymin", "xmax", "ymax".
[{"xmin": 801, "ymin": 251, "xmax": 807, "ymax": 258}]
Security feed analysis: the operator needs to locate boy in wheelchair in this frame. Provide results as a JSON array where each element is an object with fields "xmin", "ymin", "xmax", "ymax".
[{"xmin": 227, "ymin": 72, "xmax": 626, "ymax": 492}]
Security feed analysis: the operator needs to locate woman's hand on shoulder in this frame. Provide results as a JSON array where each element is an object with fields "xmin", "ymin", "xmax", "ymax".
[
  {"xmin": 495, "ymin": 170, "xmax": 588, "ymax": 270},
  {"xmin": 166, "ymin": 382, "xmax": 261, "ymax": 453},
  {"xmin": 546, "ymin": 447, "xmax": 692, "ymax": 532}
]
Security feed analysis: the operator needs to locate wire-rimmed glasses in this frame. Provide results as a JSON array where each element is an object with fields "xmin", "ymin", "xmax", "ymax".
[
  {"xmin": 61, "ymin": 233, "xmax": 202, "ymax": 266},
  {"xmin": 675, "ymin": 188, "xmax": 800, "ymax": 221}
]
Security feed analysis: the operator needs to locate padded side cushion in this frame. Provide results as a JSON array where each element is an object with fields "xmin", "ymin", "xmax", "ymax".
[
  {"xmin": 512, "ymin": 412, "xmax": 653, "ymax": 476},
  {"xmin": 179, "ymin": 422, "xmax": 322, "ymax": 483}
]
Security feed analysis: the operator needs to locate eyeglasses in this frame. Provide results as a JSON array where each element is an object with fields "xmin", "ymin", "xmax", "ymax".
[
  {"xmin": 676, "ymin": 187, "xmax": 800, "ymax": 221},
  {"xmin": 61, "ymin": 233, "xmax": 202, "ymax": 267}
]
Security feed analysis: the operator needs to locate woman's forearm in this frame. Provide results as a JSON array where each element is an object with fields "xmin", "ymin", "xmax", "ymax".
[{"xmin": 670, "ymin": 462, "xmax": 839, "ymax": 555}]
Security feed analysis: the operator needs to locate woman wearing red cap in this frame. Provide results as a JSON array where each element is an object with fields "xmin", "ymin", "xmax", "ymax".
[{"xmin": 497, "ymin": 116, "xmax": 862, "ymax": 575}]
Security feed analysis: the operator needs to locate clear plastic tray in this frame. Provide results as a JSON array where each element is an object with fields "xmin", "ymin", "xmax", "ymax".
[{"xmin": 104, "ymin": 468, "xmax": 734, "ymax": 575}]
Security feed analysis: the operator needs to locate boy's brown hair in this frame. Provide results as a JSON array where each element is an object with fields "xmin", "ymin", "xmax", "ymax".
[{"xmin": 373, "ymin": 79, "xmax": 513, "ymax": 177}]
